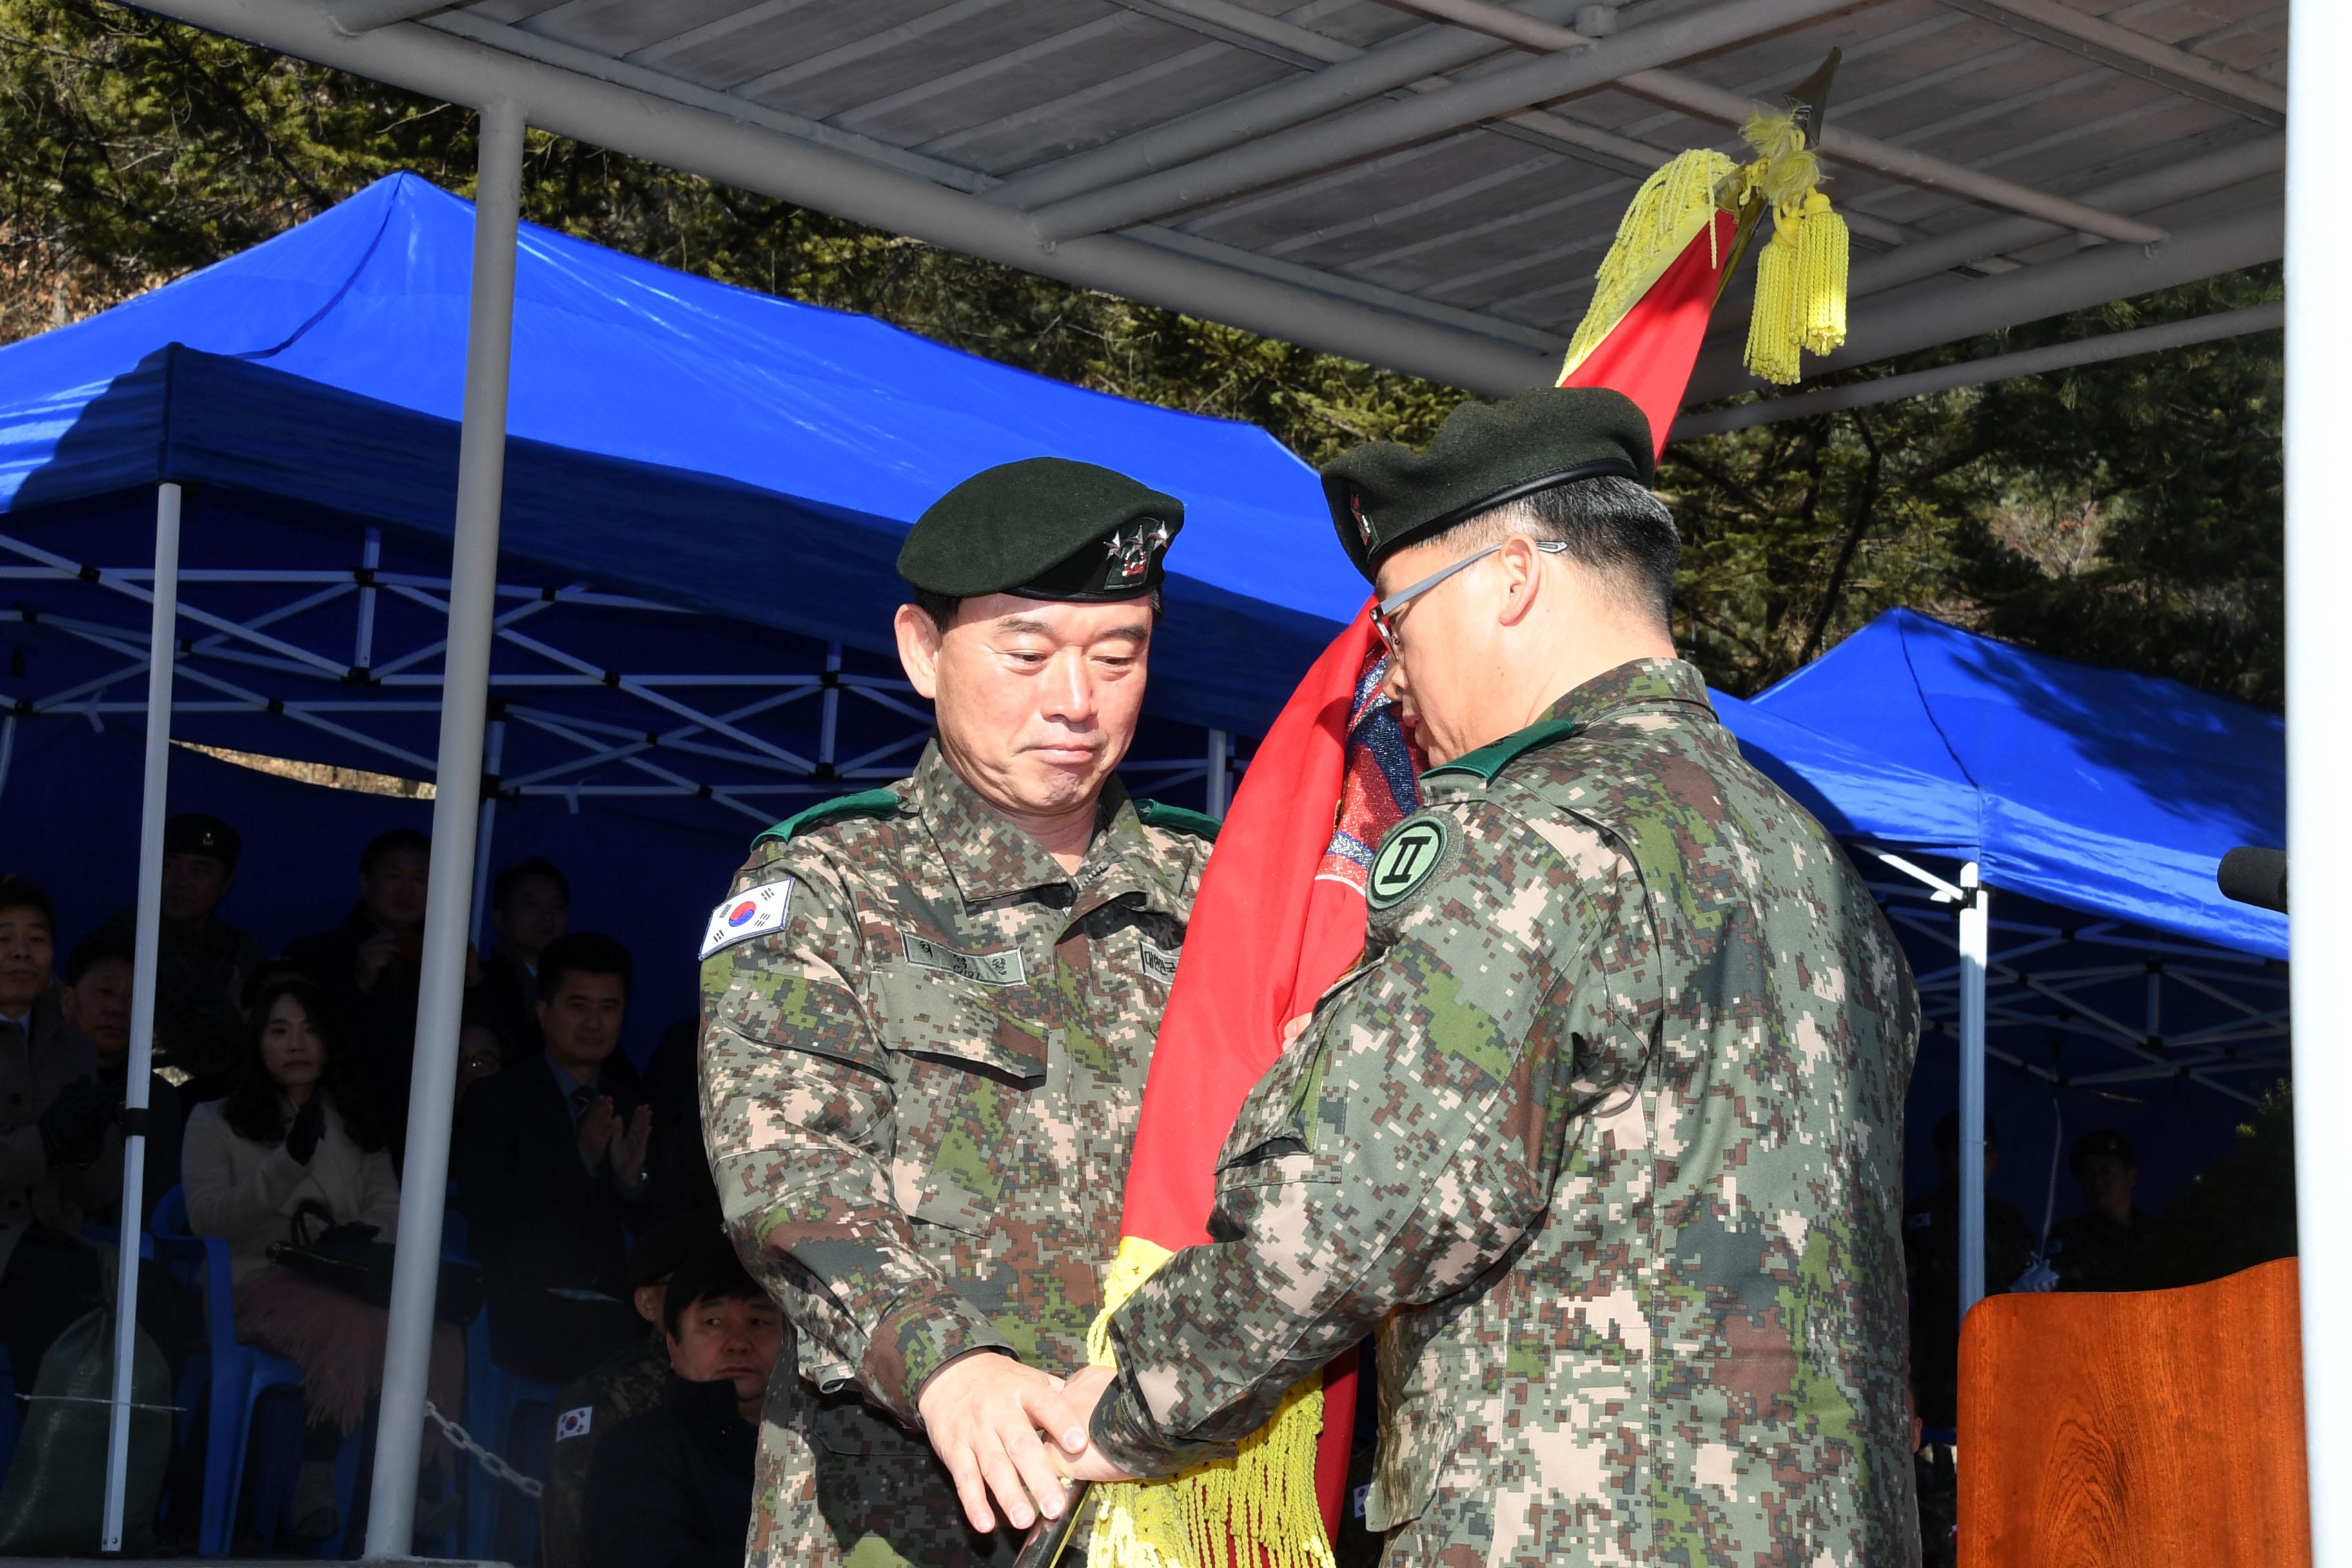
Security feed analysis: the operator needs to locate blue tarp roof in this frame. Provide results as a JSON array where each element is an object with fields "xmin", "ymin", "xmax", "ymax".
[
  {"xmin": 1719, "ymin": 609, "xmax": 2286, "ymax": 960},
  {"xmin": 0, "ymin": 172, "xmax": 1362, "ymax": 736}
]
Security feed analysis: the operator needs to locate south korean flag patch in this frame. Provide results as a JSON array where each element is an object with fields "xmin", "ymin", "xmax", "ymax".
[
  {"xmin": 700, "ymin": 878, "xmax": 794, "ymax": 960},
  {"xmin": 554, "ymin": 1406, "xmax": 593, "ymax": 1442}
]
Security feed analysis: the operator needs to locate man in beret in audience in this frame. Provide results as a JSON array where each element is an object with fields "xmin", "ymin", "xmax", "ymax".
[
  {"xmin": 1054, "ymin": 388, "xmax": 1925, "ymax": 1567},
  {"xmin": 698, "ymin": 457, "xmax": 1219, "ymax": 1564},
  {"xmin": 101, "ymin": 812, "xmax": 264, "ymax": 1099}
]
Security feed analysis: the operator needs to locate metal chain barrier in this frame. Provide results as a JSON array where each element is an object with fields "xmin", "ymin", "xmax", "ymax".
[{"xmin": 424, "ymin": 1399, "xmax": 545, "ymax": 1499}]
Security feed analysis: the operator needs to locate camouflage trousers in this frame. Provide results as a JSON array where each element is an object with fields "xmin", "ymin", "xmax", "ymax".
[{"xmin": 753, "ymin": 1392, "xmax": 1084, "ymax": 1568}]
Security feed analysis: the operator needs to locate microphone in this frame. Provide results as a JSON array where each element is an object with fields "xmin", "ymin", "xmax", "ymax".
[{"xmin": 2217, "ymin": 846, "xmax": 2287, "ymax": 914}]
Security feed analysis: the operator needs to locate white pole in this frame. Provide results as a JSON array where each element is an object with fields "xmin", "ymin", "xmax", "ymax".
[
  {"xmin": 1206, "ymin": 728, "xmax": 1229, "ymax": 819},
  {"xmin": 98, "ymin": 480, "xmax": 181, "ymax": 1550},
  {"xmin": 469, "ymin": 717, "xmax": 505, "ymax": 948},
  {"xmin": 364, "ymin": 99, "xmax": 525, "ymax": 1558},
  {"xmin": 2287, "ymin": 6, "xmax": 2349, "ymax": 1560},
  {"xmin": 1957, "ymin": 861, "xmax": 1989, "ymax": 1318}
]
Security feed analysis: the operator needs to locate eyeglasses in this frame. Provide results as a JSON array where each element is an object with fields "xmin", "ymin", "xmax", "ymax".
[{"xmin": 1370, "ymin": 539, "xmax": 1566, "ymax": 656}]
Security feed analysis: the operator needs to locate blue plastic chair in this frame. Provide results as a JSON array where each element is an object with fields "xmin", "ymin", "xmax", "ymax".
[
  {"xmin": 151, "ymin": 1185, "xmax": 308, "ymax": 1556},
  {"xmin": 459, "ymin": 1284, "xmax": 560, "ymax": 1563}
]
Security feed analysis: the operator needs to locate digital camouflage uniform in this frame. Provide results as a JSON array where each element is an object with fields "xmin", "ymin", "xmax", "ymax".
[
  {"xmin": 698, "ymin": 741, "xmax": 1214, "ymax": 1567},
  {"xmin": 1093, "ymin": 659, "xmax": 1922, "ymax": 1567},
  {"xmin": 543, "ymin": 1330, "xmax": 670, "ymax": 1568}
]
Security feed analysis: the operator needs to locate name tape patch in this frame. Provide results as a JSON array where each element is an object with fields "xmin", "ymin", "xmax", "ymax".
[
  {"xmin": 901, "ymin": 932, "xmax": 1026, "ymax": 986},
  {"xmin": 1140, "ymin": 941, "xmax": 1182, "ymax": 985},
  {"xmin": 700, "ymin": 878, "xmax": 794, "ymax": 959},
  {"xmin": 1367, "ymin": 814, "xmax": 1450, "ymax": 910}
]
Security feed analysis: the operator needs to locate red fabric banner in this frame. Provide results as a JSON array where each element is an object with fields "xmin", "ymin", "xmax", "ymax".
[{"xmin": 1560, "ymin": 208, "xmax": 1739, "ymax": 458}]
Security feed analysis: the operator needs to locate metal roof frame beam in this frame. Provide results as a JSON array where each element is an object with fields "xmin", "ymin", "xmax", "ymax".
[
  {"xmin": 1937, "ymin": 0, "xmax": 2286, "ymax": 123},
  {"xmin": 131, "ymin": 0, "xmax": 1556, "ymax": 393},
  {"xmin": 1669, "ymin": 299, "xmax": 2280, "ymax": 438},
  {"xmin": 1684, "ymin": 199, "xmax": 2282, "ymax": 400},
  {"xmin": 1019, "ymin": 0, "xmax": 1878, "ymax": 242}
]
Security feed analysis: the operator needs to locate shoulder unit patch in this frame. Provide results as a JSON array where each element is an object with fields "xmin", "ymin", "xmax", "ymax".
[{"xmin": 1367, "ymin": 813, "xmax": 1451, "ymax": 910}]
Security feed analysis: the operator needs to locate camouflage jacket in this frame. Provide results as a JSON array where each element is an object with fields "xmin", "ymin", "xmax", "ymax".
[
  {"xmin": 698, "ymin": 742, "xmax": 1213, "ymax": 1561},
  {"xmin": 1093, "ymin": 659, "xmax": 1921, "ymax": 1567},
  {"xmin": 543, "ymin": 1331, "xmax": 669, "ymax": 1568}
]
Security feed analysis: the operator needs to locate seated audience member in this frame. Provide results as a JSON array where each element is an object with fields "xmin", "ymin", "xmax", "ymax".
[
  {"xmin": 452, "ymin": 932, "xmax": 649, "ymax": 1384},
  {"xmin": 475, "ymin": 859, "xmax": 570, "ymax": 1059},
  {"xmin": 544, "ymin": 1209, "xmax": 719, "ymax": 1568},
  {"xmin": 2050, "ymin": 1129, "xmax": 2153, "ymax": 1292},
  {"xmin": 455, "ymin": 1012, "xmax": 507, "ymax": 1108},
  {"xmin": 59, "ymin": 928, "xmax": 182, "ymax": 1222},
  {"xmin": 181, "ymin": 979, "xmax": 462, "ymax": 1540},
  {"xmin": 637, "ymin": 1018, "xmax": 720, "ymax": 1227},
  {"xmin": 1904, "ymin": 1112, "xmax": 2035, "ymax": 1440},
  {"xmin": 284, "ymin": 828, "xmax": 432, "ymax": 1151},
  {"xmin": 101, "ymin": 814, "xmax": 264, "ymax": 1099},
  {"xmin": 579, "ymin": 1234, "xmax": 782, "ymax": 1568},
  {"xmin": 0, "ymin": 877, "xmax": 109, "ymax": 1382}
]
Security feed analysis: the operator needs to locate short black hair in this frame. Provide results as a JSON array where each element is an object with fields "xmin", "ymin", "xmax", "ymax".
[
  {"xmin": 493, "ymin": 858, "xmax": 570, "ymax": 912},
  {"xmin": 0, "ymin": 876, "xmax": 55, "ymax": 932},
  {"xmin": 63, "ymin": 928, "xmax": 135, "ymax": 987},
  {"xmin": 359, "ymin": 828, "xmax": 431, "ymax": 876},
  {"xmin": 536, "ymin": 931, "xmax": 632, "ymax": 1004},
  {"xmin": 660, "ymin": 1234, "xmax": 766, "ymax": 1339},
  {"xmin": 1455, "ymin": 475, "xmax": 1679, "ymax": 624}
]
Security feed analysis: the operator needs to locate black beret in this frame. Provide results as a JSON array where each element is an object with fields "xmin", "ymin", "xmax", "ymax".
[
  {"xmin": 1320, "ymin": 387, "xmax": 1656, "ymax": 580},
  {"xmin": 898, "ymin": 457, "xmax": 1184, "ymax": 603},
  {"xmin": 2071, "ymin": 1130, "xmax": 2137, "ymax": 1175},
  {"xmin": 164, "ymin": 813, "xmax": 239, "ymax": 867}
]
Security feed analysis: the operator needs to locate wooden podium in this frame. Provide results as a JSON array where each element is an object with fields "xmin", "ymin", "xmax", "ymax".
[{"xmin": 1958, "ymin": 1257, "xmax": 2310, "ymax": 1566}]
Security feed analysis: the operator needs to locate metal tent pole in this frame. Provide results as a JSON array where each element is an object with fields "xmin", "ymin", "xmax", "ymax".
[
  {"xmin": 364, "ymin": 98, "xmax": 525, "ymax": 1558},
  {"xmin": 2286, "ymin": 5, "xmax": 2348, "ymax": 1559},
  {"xmin": 1206, "ymin": 728, "xmax": 1229, "ymax": 819},
  {"xmin": 97, "ymin": 480, "xmax": 181, "ymax": 1551},
  {"xmin": 1957, "ymin": 862, "xmax": 1990, "ymax": 1317}
]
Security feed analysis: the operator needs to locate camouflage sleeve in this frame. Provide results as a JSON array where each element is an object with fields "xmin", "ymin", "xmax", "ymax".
[
  {"xmin": 1092, "ymin": 801, "xmax": 1655, "ymax": 1475},
  {"xmin": 698, "ymin": 839, "xmax": 1014, "ymax": 1426}
]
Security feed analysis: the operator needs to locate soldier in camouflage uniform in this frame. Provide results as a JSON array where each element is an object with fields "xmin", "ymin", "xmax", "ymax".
[
  {"xmin": 698, "ymin": 458, "xmax": 1218, "ymax": 1566},
  {"xmin": 1062, "ymin": 389, "xmax": 1923, "ymax": 1566}
]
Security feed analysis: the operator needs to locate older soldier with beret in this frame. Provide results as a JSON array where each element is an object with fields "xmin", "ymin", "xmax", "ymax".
[
  {"xmin": 1059, "ymin": 389, "xmax": 1923, "ymax": 1565},
  {"xmin": 697, "ymin": 458, "xmax": 1219, "ymax": 1566}
]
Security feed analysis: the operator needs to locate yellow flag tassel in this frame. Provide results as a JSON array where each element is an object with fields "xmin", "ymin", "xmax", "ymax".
[
  {"xmin": 1733, "ymin": 109, "xmax": 1850, "ymax": 384},
  {"xmin": 1558, "ymin": 146, "xmax": 1737, "ymax": 384},
  {"xmin": 1083, "ymin": 1237, "xmax": 1335, "ymax": 1568}
]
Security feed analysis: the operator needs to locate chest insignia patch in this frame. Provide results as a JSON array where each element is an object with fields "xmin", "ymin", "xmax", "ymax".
[
  {"xmin": 1367, "ymin": 814, "xmax": 1450, "ymax": 911},
  {"xmin": 1140, "ymin": 941, "xmax": 1182, "ymax": 985},
  {"xmin": 700, "ymin": 878, "xmax": 794, "ymax": 959},
  {"xmin": 901, "ymin": 932, "xmax": 1027, "ymax": 986}
]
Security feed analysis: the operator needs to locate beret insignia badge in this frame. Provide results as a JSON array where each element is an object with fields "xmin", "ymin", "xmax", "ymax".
[
  {"xmin": 1350, "ymin": 491, "xmax": 1373, "ymax": 549},
  {"xmin": 1105, "ymin": 520, "xmax": 1171, "ymax": 583}
]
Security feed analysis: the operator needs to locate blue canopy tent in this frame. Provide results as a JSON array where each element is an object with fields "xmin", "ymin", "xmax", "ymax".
[
  {"xmin": 1718, "ymin": 609, "xmax": 2288, "ymax": 1317},
  {"xmin": 0, "ymin": 173, "xmax": 1370, "ymax": 1031}
]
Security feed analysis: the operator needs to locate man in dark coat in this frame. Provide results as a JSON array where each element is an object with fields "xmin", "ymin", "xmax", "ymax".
[
  {"xmin": 452, "ymin": 931, "xmax": 650, "ymax": 1383},
  {"xmin": 2050, "ymin": 1130, "xmax": 2153, "ymax": 1292},
  {"xmin": 580, "ymin": 1235, "xmax": 782, "ymax": 1568},
  {"xmin": 100, "ymin": 814, "xmax": 264, "ymax": 1100},
  {"xmin": 283, "ymin": 827, "xmax": 432, "ymax": 1149}
]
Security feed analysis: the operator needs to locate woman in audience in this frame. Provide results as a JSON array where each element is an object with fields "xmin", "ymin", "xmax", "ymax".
[{"xmin": 181, "ymin": 979, "xmax": 461, "ymax": 1539}]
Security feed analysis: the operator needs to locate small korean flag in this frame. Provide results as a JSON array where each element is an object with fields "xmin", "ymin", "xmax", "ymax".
[
  {"xmin": 700, "ymin": 878, "xmax": 794, "ymax": 959},
  {"xmin": 554, "ymin": 1406, "xmax": 593, "ymax": 1442}
]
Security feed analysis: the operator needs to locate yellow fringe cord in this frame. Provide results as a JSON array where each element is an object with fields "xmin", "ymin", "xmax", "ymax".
[
  {"xmin": 1556, "ymin": 147, "xmax": 1736, "ymax": 385},
  {"xmin": 1084, "ymin": 1236, "xmax": 1336, "ymax": 1568},
  {"xmin": 1735, "ymin": 110, "xmax": 1850, "ymax": 384}
]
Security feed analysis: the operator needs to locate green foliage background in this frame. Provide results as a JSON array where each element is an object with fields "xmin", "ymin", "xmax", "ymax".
[{"xmin": 0, "ymin": 0, "xmax": 2284, "ymax": 709}]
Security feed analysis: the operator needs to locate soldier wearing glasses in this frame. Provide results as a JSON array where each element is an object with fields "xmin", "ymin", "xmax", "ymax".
[{"xmin": 1055, "ymin": 388, "xmax": 1925, "ymax": 1567}]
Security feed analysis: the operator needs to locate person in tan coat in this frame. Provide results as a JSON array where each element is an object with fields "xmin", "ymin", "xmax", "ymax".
[{"xmin": 182, "ymin": 978, "xmax": 460, "ymax": 1539}]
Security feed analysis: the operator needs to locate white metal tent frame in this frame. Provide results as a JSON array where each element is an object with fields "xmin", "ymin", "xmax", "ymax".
[
  {"xmin": 61, "ymin": 0, "xmax": 2329, "ymax": 1556},
  {"xmin": 0, "ymin": 524, "xmax": 1231, "ymax": 845}
]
